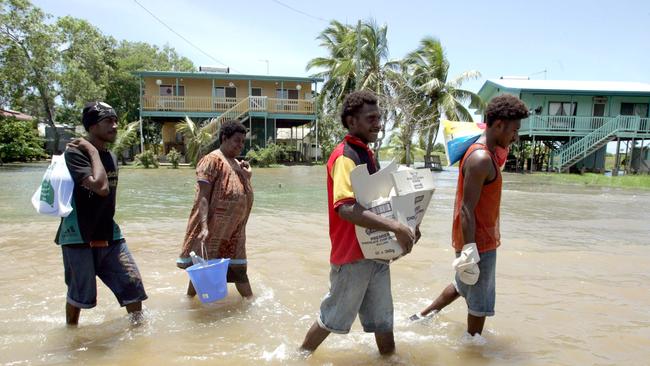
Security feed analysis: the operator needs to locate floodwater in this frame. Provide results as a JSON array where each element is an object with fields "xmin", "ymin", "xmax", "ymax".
[{"xmin": 0, "ymin": 163, "xmax": 649, "ymax": 365}]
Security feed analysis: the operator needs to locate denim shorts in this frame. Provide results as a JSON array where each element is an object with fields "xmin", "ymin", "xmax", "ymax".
[
  {"xmin": 318, "ymin": 259, "xmax": 393, "ymax": 334},
  {"xmin": 62, "ymin": 241, "xmax": 148, "ymax": 309},
  {"xmin": 453, "ymin": 249, "xmax": 497, "ymax": 317}
]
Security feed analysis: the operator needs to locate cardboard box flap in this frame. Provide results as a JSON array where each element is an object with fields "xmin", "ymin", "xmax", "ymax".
[{"xmin": 350, "ymin": 160, "xmax": 398, "ymax": 206}]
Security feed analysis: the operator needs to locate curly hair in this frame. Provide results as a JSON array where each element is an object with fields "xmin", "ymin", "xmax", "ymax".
[
  {"xmin": 219, "ymin": 119, "xmax": 247, "ymax": 143},
  {"xmin": 340, "ymin": 90, "xmax": 378, "ymax": 128},
  {"xmin": 485, "ymin": 94, "xmax": 529, "ymax": 126}
]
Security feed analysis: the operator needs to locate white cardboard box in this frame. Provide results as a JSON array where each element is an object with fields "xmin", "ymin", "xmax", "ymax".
[{"xmin": 350, "ymin": 160, "xmax": 435, "ymax": 261}]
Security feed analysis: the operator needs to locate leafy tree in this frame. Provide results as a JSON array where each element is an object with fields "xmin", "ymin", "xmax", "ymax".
[
  {"xmin": 403, "ymin": 37, "xmax": 484, "ymax": 160},
  {"xmin": 57, "ymin": 16, "xmax": 116, "ymax": 110},
  {"xmin": 0, "ymin": 116, "xmax": 45, "ymax": 162},
  {"xmin": 0, "ymin": 0, "xmax": 60, "ymax": 147}
]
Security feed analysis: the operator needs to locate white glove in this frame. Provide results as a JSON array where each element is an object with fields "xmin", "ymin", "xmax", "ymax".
[{"xmin": 452, "ymin": 243, "xmax": 480, "ymax": 285}]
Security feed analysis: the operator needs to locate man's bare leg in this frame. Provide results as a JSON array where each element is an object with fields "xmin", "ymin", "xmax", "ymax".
[
  {"xmin": 418, "ymin": 284, "xmax": 460, "ymax": 316},
  {"xmin": 66, "ymin": 302, "xmax": 80, "ymax": 325},
  {"xmin": 300, "ymin": 321, "xmax": 330, "ymax": 352},
  {"xmin": 375, "ymin": 331, "xmax": 395, "ymax": 355},
  {"xmin": 126, "ymin": 301, "xmax": 144, "ymax": 325},
  {"xmin": 467, "ymin": 314, "xmax": 486, "ymax": 335}
]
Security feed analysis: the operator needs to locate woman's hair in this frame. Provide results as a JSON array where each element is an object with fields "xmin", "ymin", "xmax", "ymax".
[{"xmin": 219, "ymin": 119, "xmax": 247, "ymax": 143}]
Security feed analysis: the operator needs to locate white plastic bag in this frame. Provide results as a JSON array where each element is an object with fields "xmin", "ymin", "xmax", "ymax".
[{"xmin": 31, "ymin": 154, "xmax": 74, "ymax": 217}]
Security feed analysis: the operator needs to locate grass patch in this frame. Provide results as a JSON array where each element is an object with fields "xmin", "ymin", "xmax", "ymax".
[{"xmin": 533, "ymin": 173, "xmax": 650, "ymax": 190}]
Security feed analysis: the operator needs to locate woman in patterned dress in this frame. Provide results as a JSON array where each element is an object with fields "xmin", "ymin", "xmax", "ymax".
[{"xmin": 177, "ymin": 120, "xmax": 254, "ymax": 298}]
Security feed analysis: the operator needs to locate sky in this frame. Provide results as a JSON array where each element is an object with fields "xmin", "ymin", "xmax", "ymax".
[{"xmin": 32, "ymin": 0, "xmax": 650, "ymax": 151}]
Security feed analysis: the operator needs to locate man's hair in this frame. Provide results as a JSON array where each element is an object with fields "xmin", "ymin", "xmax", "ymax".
[
  {"xmin": 340, "ymin": 90, "xmax": 378, "ymax": 128},
  {"xmin": 485, "ymin": 94, "xmax": 529, "ymax": 126},
  {"xmin": 219, "ymin": 119, "xmax": 247, "ymax": 143}
]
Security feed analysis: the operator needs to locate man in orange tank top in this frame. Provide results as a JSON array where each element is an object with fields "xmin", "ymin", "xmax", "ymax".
[{"xmin": 409, "ymin": 94, "xmax": 528, "ymax": 337}]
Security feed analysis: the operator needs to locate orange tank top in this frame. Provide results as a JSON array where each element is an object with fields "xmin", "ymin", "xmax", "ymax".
[{"xmin": 452, "ymin": 143, "xmax": 502, "ymax": 253}]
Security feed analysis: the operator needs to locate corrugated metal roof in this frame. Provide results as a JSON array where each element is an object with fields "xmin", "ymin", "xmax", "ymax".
[
  {"xmin": 0, "ymin": 108, "xmax": 34, "ymax": 121},
  {"xmin": 132, "ymin": 70, "xmax": 323, "ymax": 83},
  {"xmin": 485, "ymin": 79, "xmax": 650, "ymax": 93}
]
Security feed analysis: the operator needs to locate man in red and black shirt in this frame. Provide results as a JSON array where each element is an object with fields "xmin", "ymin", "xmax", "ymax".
[{"xmin": 301, "ymin": 91, "xmax": 416, "ymax": 355}]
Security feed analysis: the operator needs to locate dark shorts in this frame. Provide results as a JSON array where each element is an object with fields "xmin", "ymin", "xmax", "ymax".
[{"xmin": 61, "ymin": 241, "xmax": 148, "ymax": 309}]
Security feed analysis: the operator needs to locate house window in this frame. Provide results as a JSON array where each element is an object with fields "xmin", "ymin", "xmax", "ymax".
[
  {"xmin": 251, "ymin": 87, "xmax": 262, "ymax": 96},
  {"xmin": 159, "ymin": 85, "xmax": 185, "ymax": 96},
  {"xmin": 275, "ymin": 89, "xmax": 288, "ymax": 99},
  {"xmin": 215, "ymin": 86, "xmax": 236, "ymax": 98},
  {"xmin": 593, "ymin": 103, "xmax": 606, "ymax": 117},
  {"xmin": 275, "ymin": 89, "xmax": 298, "ymax": 99},
  {"xmin": 549, "ymin": 102, "xmax": 576, "ymax": 116},
  {"xmin": 620, "ymin": 103, "xmax": 649, "ymax": 117}
]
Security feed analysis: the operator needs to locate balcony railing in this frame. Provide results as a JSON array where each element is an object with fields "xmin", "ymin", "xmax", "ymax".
[
  {"xmin": 142, "ymin": 95, "xmax": 315, "ymax": 114},
  {"xmin": 522, "ymin": 115, "xmax": 650, "ymax": 135}
]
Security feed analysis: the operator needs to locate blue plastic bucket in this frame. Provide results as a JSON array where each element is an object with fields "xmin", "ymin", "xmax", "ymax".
[{"xmin": 186, "ymin": 258, "xmax": 230, "ymax": 303}]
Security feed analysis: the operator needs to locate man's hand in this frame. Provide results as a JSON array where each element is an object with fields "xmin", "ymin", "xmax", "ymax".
[
  {"xmin": 393, "ymin": 223, "xmax": 415, "ymax": 255},
  {"xmin": 237, "ymin": 159, "xmax": 252, "ymax": 179},
  {"xmin": 67, "ymin": 138, "xmax": 97, "ymax": 154}
]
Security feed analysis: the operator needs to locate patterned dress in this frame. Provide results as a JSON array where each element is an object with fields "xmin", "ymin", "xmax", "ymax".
[{"xmin": 179, "ymin": 150, "xmax": 254, "ymax": 263}]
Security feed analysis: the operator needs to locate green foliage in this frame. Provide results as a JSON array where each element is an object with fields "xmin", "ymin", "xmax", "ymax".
[
  {"xmin": 105, "ymin": 41, "xmax": 195, "ymax": 122},
  {"xmin": 402, "ymin": 37, "xmax": 483, "ymax": 157},
  {"xmin": 166, "ymin": 147, "xmax": 181, "ymax": 169},
  {"xmin": 0, "ymin": 116, "xmax": 45, "ymax": 162},
  {"xmin": 109, "ymin": 119, "xmax": 139, "ymax": 163},
  {"xmin": 245, "ymin": 143, "xmax": 288, "ymax": 167},
  {"xmin": 0, "ymin": 0, "xmax": 195, "ymax": 128},
  {"xmin": 432, "ymin": 143, "xmax": 445, "ymax": 153},
  {"xmin": 307, "ymin": 19, "xmax": 391, "ymax": 155},
  {"xmin": 307, "ymin": 20, "xmax": 484, "ymax": 161},
  {"xmin": 176, "ymin": 116, "xmax": 213, "ymax": 167},
  {"xmin": 385, "ymin": 134, "xmax": 424, "ymax": 165},
  {"xmin": 316, "ymin": 112, "xmax": 346, "ymax": 159},
  {"xmin": 134, "ymin": 149, "xmax": 158, "ymax": 168},
  {"xmin": 56, "ymin": 16, "xmax": 115, "ymax": 110},
  {"xmin": 534, "ymin": 173, "xmax": 650, "ymax": 190}
]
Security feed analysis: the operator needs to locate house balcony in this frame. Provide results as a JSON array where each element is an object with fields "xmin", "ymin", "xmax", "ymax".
[
  {"xmin": 141, "ymin": 96, "xmax": 315, "ymax": 115},
  {"xmin": 521, "ymin": 115, "xmax": 650, "ymax": 138}
]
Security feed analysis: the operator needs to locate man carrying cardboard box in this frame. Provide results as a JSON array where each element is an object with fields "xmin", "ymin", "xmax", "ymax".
[
  {"xmin": 409, "ymin": 94, "xmax": 528, "ymax": 338},
  {"xmin": 300, "ymin": 90, "xmax": 417, "ymax": 355}
]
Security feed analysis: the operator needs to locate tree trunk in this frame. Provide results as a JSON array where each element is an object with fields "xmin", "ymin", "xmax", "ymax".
[
  {"xmin": 37, "ymin": 83, "xmax": 59, "ymax": 154},
  {"xmin": 13, "ymin": 37, "xmax": 59, "ymax": 155},
  {"xmin": 424, "ymin": 117, "xmax": 440, "ymax": 161},
  {"xmin": 405, "ymin": 142, "xmax": 411, "ymax": 166}
]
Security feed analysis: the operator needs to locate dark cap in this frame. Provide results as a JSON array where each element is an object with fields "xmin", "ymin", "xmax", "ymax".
[{"xmin": 82, "ymin": 102, "xmax": 117, "ymax": 130}]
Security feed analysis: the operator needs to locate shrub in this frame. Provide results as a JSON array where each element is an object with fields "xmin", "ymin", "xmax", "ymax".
[
  {"xmin": 0, "ymin": 117, "xmax": 46, "ymax": 162},
  {"xmin": 245, "ymin": 143, "xmax": 288, "ymax": 167},
  {"xmin": 166, "ymin": 148, "xmax": 181, "ymax": 169},
  {"xmin": 134, "ymin": 149, "xmax": 158, "ymax": 168}
]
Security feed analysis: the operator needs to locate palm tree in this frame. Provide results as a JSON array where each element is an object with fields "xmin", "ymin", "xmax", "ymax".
[
  {"xmin": 306, "ymin": 20, "xmax": 357, "ymax": 111},
  {"xmin": 176, "ymin": 116, "xmax": 214, "ymax": 166},
  {"xmin": 307, "ymin": 19, "xmax": 391, "ymax": 155},
  {"xmin": 404, "ymin": 37, "xmax": 484, "ymax": 161},
  {"xmin": 382, "ymin": 67, "xmax": 434, "ymax": 166},
  {"xmin": 110, "ymin": 120, "xmax": 140, "ymax": 165}
]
